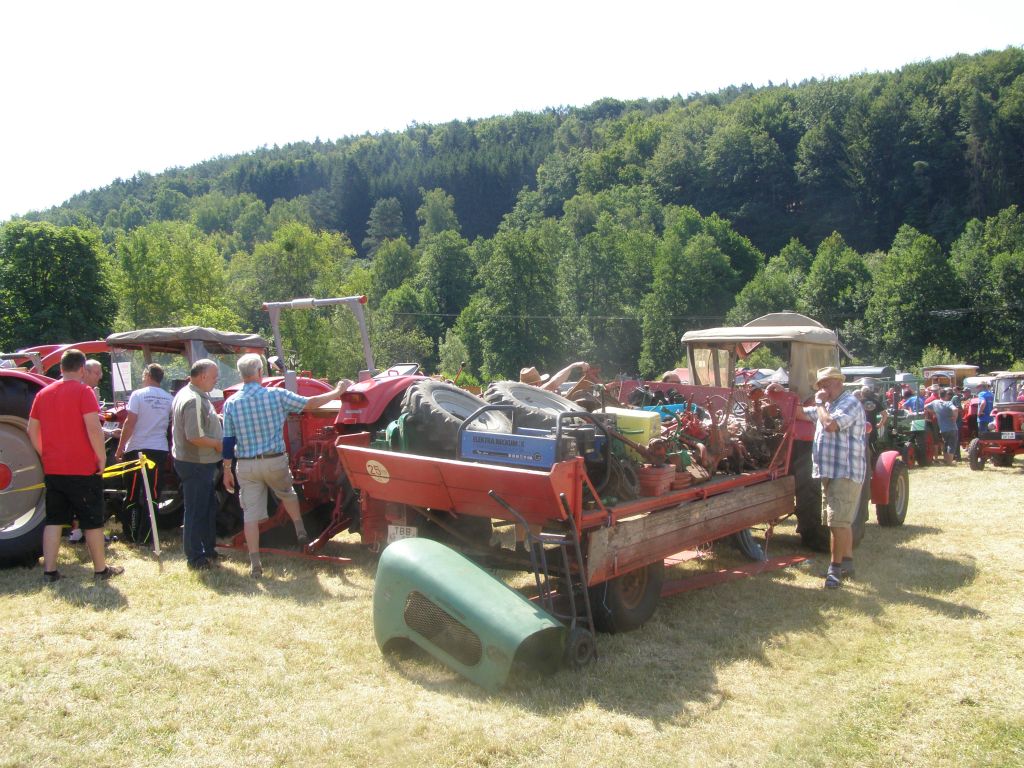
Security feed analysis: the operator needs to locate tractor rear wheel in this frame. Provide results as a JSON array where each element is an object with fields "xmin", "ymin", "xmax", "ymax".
[
  {"xmin": 791, "ymin": 442, "xmax": 829, "ymax": 552},
  {"xmin": 0, "ymin": 378, "xmax": 47, "ymax": 567},
  {"xmin": 402, "ymin": 380, "xmax": 509, "ymax": 457},
  {"xmin": 851, "ymin": 477, "xmax": 869, "ymax": 548},
  {"xmin": 967, "ymin": 438, "xmax": 986, "ymax": 471},
  {"xmin": 589, "ymin": 560, "xmax": 664, "ymax": 634},
  {"xmin": 483, "ymin": 381, "xmax": 582, "ymax": 429},
  {"xmin": 875, "ymin": 459, "xmax": 909, "ymax": 526}
]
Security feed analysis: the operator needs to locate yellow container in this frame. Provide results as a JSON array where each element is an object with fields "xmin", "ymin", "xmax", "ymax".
[{"xmin": 600, "ymin": 406, "xmax": 661, "ymax": 461}]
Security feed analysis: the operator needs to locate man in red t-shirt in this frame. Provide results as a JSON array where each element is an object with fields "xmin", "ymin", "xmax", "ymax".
[{"xmin": 27, "ymin": 349, "xmax": 123, "ymax": 583}]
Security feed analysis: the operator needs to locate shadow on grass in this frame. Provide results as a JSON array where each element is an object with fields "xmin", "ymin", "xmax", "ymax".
[
  {"xmin": 186, "ymin": 542, "xmax": 380, "ymax": 604},
  {"xmin": 0, "ymin": 563, "xmax": 130, "ymax": 610},
  {"xmin": 376, "ymin": 522, "xmax": 984, "ymax": 720}
]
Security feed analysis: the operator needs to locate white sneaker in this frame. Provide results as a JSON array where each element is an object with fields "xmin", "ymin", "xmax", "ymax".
[{"xmin": 67, "ymin": 529, "xmax": 84, "ymax": 543}]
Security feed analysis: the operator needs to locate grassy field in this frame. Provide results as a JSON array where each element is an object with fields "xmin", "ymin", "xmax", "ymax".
[{"xmin": 2, "ymin": 462, "xmax": 1022, "ymax": 768}]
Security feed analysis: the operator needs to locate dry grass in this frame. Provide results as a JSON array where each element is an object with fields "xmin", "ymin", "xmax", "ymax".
[{"xmin": 2, "ymin": 462, "xmax": 1023, "ymax": 768}]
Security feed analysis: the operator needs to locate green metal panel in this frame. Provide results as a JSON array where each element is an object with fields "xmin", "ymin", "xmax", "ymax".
[{"xmin": 373, "ymin": 537, "xmax": 565, "ymax": 690}]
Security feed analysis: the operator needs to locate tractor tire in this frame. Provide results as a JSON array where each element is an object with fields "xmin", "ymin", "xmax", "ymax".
[
  {"xmin": 912, "ymin": 431, "xmax": 932, "ymax": 467},
  {"xmin": 875, "ymin": 459, "xmax": 909, "ymax": 527},
  {"xmin": 0, "ymin": 378, "xmax": 47, "ymax": 567},
  {"xmin": 991, "ymin": 453, "xmax": 1014, "ymax": 468},
  {"xmin": 728, "ymin": 529, "xmax": 766, "ymax": 561},
  {"xmin": 402, "ymin": 380, "xmax": 510, "ymax": 457},
  {"xmin": 483, "ymin": 381, "xmax": 582, "ymax": 429},
  {"xmin": 589, "ymin": 560, "xmax": 664, "ymax": 634},
  {"xmin": 791, "ymin": 442, "xmax": 829, "ymax": 552},
  {"xmin": 851, "ymin": 478, "xmax": 869, "ymax": 549},
  {"xmin": 967, "ymin": 438, "xmax": 986, "ymax": 471}
]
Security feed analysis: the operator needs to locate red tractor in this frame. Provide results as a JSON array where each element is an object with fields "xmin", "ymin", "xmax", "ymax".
[
  {"xmin": 0, "ymin": 341, "xmax": 113, "ymax": 564},
  {"xmin": 967, "ymin": 372, "xmax": 1024, "ymax": 470}
]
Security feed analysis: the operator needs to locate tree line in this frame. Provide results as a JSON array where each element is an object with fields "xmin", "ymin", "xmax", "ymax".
[{"xmin": 3, "ymin": 48, "xmax": 1024, "ymax": 379}]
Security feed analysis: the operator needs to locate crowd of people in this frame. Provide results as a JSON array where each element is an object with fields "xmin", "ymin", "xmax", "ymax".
[{"xmin": 26, "ymin": 348, "xmax": 351, "ymax": 582}]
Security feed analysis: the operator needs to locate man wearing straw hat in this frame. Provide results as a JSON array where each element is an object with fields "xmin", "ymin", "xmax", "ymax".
[{"xmin": 796, "ymin": 366, "xmax": 866, "ymax": 589}]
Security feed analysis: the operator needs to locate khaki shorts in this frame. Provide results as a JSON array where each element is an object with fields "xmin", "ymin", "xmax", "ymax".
[
  {"xmin": 821, "ymin": 477, "xmax": 862, "ymax": 529},
  {"xmin": 235, "ymin": 454, "xmax": 298, "ymax": 523}
]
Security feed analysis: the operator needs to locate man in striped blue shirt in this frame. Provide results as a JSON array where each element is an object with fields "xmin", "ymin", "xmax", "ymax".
[
  {"xmin": 797, "ymin": 366, "xmax": 866, "ymax": 589},
  {"xmin": 222, "ymin": 353, "xmax": 351, "ymax": 578}
]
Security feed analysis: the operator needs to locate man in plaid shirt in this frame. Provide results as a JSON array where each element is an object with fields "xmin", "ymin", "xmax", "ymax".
[
  {"xmin": 222, "ymin": 353, "xmax": 351, "ymax": 578},
  {"xmin": 797, "ymin": 366, "xmax": 866, "ymax": 589}
]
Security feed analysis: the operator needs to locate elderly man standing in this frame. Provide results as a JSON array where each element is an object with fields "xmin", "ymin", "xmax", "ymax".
[
  {"xmin": 171, "ymin": 359, "xmax": 223, "ymax": 571},
  {"xmin": 222, "ymin": 354, "xmax": 351, "ymax": 578},
  {"xmin": 27, "ymin": 349, "xmax": 123, "ymax": 582},
  {"xmin": 796, "ymin": 366, "xmax": 867, "ymax": 589}
]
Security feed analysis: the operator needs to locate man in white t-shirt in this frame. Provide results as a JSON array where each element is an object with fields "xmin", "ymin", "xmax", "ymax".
[{"xmin": 113, "ymin": 363, "xmax": 173, "ymax": 543}]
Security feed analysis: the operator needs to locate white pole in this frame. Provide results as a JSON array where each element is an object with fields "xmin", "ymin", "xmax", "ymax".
[{"xmin": 138, "ymin": 453, "xmax": 161, "ymax": 558}]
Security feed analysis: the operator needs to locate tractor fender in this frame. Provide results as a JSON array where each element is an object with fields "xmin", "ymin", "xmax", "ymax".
[
  {"xmin": 336, "ymin": 375, "xmax": 427, "ymax": 427},
  {"xmin": 871, "ymin": 449, "xmax": 902, "ymax": 505},
  {"xmin": 0, "ymin": 368, "xmax": 53, "ymax": 389}
]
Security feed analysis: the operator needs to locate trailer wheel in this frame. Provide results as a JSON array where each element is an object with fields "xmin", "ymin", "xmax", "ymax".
[
  {"xmin": 991, "ymin": 453, "xmax": 1014, "ymax": 468},
  {"xmin": 791, "ymin": 442, "xmax": 829, "ymax": 552},
  {"xmin": 967, "ymin": 438, "xmax": 985, "ymax": 471},
  {"xmin": 483, "ymin": 381, "xmax": 582, "ymax": 429},
  {"xmin": 563, "ymin": 627, "xmax": 596, "ymax": 669},
  {"xmin": 875, "ymin": 460, "xmax": 909, "ymax": 526},
  {"xmin": 589, "ymin": 560, "xmax": 664, "ymax": 634},
  {"xmin": 728, "ymin": 529, "xmax": 766, "ymax": 561},
  {"xmin": 403, "ymin": 380, "xmax": 509, "ymax": 456}
]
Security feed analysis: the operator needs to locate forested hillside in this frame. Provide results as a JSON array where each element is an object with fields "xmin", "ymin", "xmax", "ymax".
[{"xmin": 3, "ymin": 47, "xmax": 1024, "ymax": 379}]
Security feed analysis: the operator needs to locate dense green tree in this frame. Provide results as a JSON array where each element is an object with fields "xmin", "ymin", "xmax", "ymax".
[
  {"xmin": 949, "ymin": 206, "xmax": 1024, "ymax": 367},
  {"xmin": 371, "ymin": 284, "xmax": 436, "ymax": 370},
  {"xmin": 0, "ymin": 220, "xmax": 117, "ymax": 349},
  {"xmin": 367, "ymin": 237, "xmax": 417, "ymax": 307},
  {"xmin": 417, "ymin": 230, "xmax": 475, "ymax": 337},
  {"xmin": 639, "ymin": 231, "xmax": 737, "ymax": 376},
  {"xmin": 111, "ymin": 221, "xmax": 240, "ymax": 331},
  {"xmin": 474, "ymin": 227, "xmax": 559, "ymax": 379},
  {"xmin": 864, "ymin": 225, "xmax": 959, "ymax": 367},
  {"xmin": 361, "ymin": 197, "xmax": 406, "ymax": 257},
  {"xmin": 416, "ymin": 188, "xmax": 460, "ymax": 243},
  {"xmin": 227, "ymin": 222, "xmax": 356, "ymax": 376},
  {"xmin": 799, "ymin": 233, "xmax": 871, "ymax": 331}
]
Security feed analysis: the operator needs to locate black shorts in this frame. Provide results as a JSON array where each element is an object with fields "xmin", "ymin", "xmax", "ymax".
[{"xmin": 44, "ymin": 475, "xmax": 105, "ymax": 530}]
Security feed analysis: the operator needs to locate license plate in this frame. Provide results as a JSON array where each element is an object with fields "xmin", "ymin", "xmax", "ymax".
[
  {"xmin": 387, "ymin": 525, "xmax": 417, "ymax": 543},
  {"xmin": 1001, "ymin": 432, "xmax": 1016, "ymax": 440}
]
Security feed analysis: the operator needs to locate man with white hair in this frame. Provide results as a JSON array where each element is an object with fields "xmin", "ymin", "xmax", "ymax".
[
  {"xmin": 222, "ymin": 354, "xmax": 351, "ymax": 578},
  {"xmin": 83, "ymin": 359, "xmax": 103, "ymax": 400}
]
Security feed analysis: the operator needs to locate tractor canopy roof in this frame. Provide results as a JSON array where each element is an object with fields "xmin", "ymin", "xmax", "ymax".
[
  {"xmin": 681, "ymin": 312, "xmax": 847, "ymax": 351},
  {"xmin": 106, "ymin": 327, "xmax": 267, "ymax": 355}
]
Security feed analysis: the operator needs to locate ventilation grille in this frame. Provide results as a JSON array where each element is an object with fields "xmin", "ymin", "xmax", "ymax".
[{"xmin": 403, "ymin": 591, "xmax": 482, "ymax": 666}]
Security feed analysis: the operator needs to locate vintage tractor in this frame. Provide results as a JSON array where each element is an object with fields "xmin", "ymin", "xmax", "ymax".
[
  {"xmin": 966, "ymin": 371, "xmax": 1024, "ymax": 470},
  {"xmin": 677, "ymin": 312, "xmax": 910, "ymax": 551},
  {"xmin": 0, "ymin": 341, "xmax": 112, "ymax": 565}
]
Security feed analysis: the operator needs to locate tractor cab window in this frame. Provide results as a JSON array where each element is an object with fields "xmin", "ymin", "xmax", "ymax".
[
  {"xmin": 689, "ymin": 347, "xmax": 732, "ymax": 388},
  {"xmin": 994, "ymin": 376, "xmax": 1024, "ymax": 404}
]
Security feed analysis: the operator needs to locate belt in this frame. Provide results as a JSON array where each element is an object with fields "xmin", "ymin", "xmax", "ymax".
[{"xmin": 237, "ymin": 451, "xmax": 285, "ymax": 460}]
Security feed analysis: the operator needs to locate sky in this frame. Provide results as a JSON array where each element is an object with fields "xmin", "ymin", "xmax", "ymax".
[{"xmin": 2, "ymin": 0, "xmax": 1022, "ymax": 221}]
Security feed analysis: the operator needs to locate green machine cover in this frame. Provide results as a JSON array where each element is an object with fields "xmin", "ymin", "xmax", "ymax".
[{"xmin": 373, "ymin": 537, "xmax": 566, "ymax": 690}]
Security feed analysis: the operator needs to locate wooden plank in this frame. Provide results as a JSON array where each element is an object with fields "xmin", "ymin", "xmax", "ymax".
[{"xmin": 586, "ymin": 476, "xmax": 795, "ymax": 584}]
